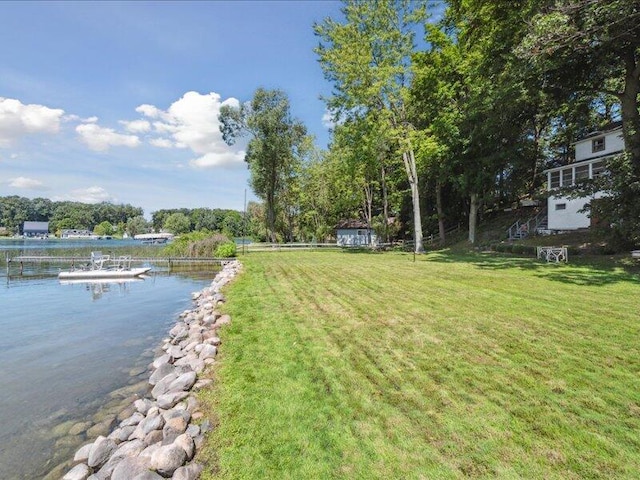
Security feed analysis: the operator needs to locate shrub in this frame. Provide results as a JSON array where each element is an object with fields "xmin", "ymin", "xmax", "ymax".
[
  {"xmin": 163, "ymin": 231, "xmax": 231, "ymax": 257},
  {"xmin": 215, "ymin": 242, "xmax": 237, "ymax": 258}
]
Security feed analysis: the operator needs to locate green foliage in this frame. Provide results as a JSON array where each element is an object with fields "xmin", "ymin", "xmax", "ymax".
[
  {"xmin": 219, "ymin": 88, "xmax": 310, "ymax": 242},
  {"xmin": 126, "ymin": 215, "xmax": 149, "ymax": 237},
  {"xmin": 93, "ymin": 221, "xmax": 113, "ymax": 236},
  {"xmin": 215, "ymin": 242, "xmax": 237, "ymax": 258},
  {"xmin": 163, "ymin": 231, "xmax": 232, "ymax": 257},
  {"xmin": 163, "ymin": 212, "xmax": 191, "ymax": 235},
  {"xmin": 0, "ymin": 196, "xmax": 144, "ymax": 234},
  {"xmin": 314, "ymin": 0, "xmax": 427, "ymax": 252}
]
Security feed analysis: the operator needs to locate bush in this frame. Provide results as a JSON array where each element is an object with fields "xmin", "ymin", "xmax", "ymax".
[
  {"xmin": 163, "ymin": 231, "xmax": 231, "ymax": 257},
  {"xmin": 215, "ymin": 242, "xmax": 237, "ymax": 258}
]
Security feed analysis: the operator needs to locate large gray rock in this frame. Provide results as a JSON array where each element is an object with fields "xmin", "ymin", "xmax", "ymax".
[
  {"xmin": 174, "ymin": 433, "xmax": 195, "ymax": 461},
  {"xmin": 131, "ymin": 472, "xmax": 164, "ymax": 480},
  {"xmin": 149, "ymin": 363, "xmax": 174, "ymax": 386},
  {"xmin": 141, "ymin": 413, "xmax": 166, "ymax": 435},
  {"xmin": 172, "ymin": 463, "xmax": 203, "ymax": 480},
  {"xmin": 168, "ymin": 371, "xmax": 197, "ymax": 392},
  {"xmin": 73, "ymin": 443, "xmax": 93, "ymax": 462},
  {"xmin": 163, "ymin": 416, "xmax": 188, "ymax": 440},
  {"xmin": 62, "ymin": 463, "xmax": 91, "ymax": 480},
  {"xmin": 109, "ymin": 425, "xmax": 137, "ymax": 443},
  {"xmin": 134, "ymin": 398, "xmax": 154, "ymax": 415},
  {"xmin": 151, "ymin": 372, "xmax": 179, "ymax": 398},
  {"xmin": 87, "ymin": 436, "xmax": 117, "ymax": 469},
  {"xmin": 169, "ymin": 323, "xmax": 188, "ymax": 339},
  {"xmin": 120, "ymin": 412, "xmax": 145, "ymax": 427},
  {"xmin": 111, "ymin": 456, "xmax": 152, "ymax": 480},
  {"xmin": 213, "ymin": 314, "xmax": 231, "ymax": 328},
  {"xmin": 150, "ymin": 443, "xmax": 187, "ymax": 477},
  {"xmin": 144, "ymin": 429, "xmax": 164, "ymax": 446},
  {"xmin": 112, "ymin": 439, "xmax": 146, "ymax": 460},
  {"xmin": 167, "ymin": 345, "xmax": 185, "ymax": 359},
  {"xmin": 198, "ymin": 344, "xmax": 217, "ymax": 360},
  {"xmin": 152, "ymin": 354, "xmax": 171, "ymax": 369},
  {"xmin": 156, "ymin": 391, "xmax": 189, "ymax": 409}
]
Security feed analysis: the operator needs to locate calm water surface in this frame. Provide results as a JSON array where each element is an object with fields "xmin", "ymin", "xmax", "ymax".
[{"xmin": 0, "ymin": 241, "xmax": 215, "ymax": 479}]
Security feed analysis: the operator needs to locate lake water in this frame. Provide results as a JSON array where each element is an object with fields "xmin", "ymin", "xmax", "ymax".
[{"xmin": 0, "ymin": 240, "xmax": 216, "ymax": 479}]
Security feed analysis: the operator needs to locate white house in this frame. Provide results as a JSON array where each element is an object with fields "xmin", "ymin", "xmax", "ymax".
[
  {"xmin": 544, "ymin": 124, "xmax": 624, "ymax": 231},
  {"xmin": 336, "ymin": 219, "xmax": 378, "ymax": 247}
]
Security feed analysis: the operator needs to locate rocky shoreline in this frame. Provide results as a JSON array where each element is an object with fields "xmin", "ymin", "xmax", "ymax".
[{"xmin": 58, "ymin": 260, "xmax": 242, "ymax": 480}]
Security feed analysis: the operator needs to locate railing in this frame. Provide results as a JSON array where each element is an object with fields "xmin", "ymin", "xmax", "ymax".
[
  {"xmin": 508, "ymin": 210, "xmax": 548, "ymax": 241},
  {"xmin": 424, "ymin": 224, "xmax": 462, "ymax": 247},
  {"xmin": 4, "ymin": 254, "xmax": 228, "ymax": 275}
]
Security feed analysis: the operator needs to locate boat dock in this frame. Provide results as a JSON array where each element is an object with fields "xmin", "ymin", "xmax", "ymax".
[{"xmin": 4, "ymin": 253, "xmax": 227, "ymax": 275}]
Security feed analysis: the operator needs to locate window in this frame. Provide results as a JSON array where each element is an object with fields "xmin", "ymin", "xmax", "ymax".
[
  {"xmin": 550, "ymin": 171, "xmax": 560, "ymax": 188},
  {"xmin": 592, "ymin": 161, "xmax": 606, "ymax": 177},
  {"xmin": 592, "ymin": 137, "xmax": 605, "ymax": 152},
  {"xmin": 357, "ymin": 230, "xmax": 367, "ymax": 236},
  {"xmin": 555, "ymin": 203, "xmax": 567, "ymax": 211},
  {"xmin": 575, "ymin": 164, "xmax": 589, "ymax": 181},
  {"xmin": 562, "ymin": 168, "xmax": 573, "ymax": 186}
]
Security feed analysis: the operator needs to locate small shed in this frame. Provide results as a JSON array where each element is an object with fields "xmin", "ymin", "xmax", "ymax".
[
  {"xmin": 23, "ymin": 221, "xmax": 49, "ymax": 238},
  {"xmin": 336, "ymin": 219, "xmax": 377, "ymax": 247}
]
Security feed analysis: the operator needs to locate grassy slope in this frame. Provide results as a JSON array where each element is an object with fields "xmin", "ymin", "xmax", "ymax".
[{"xmin": 199, "ymin": 251, "xmax": 640, "ymax": 479}]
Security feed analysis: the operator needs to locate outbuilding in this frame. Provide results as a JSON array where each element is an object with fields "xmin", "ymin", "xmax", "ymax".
[
  {"xmin": 336, "ymin": 219, "xmax": 377, "ymax": 247},
  {"xmin": 23, "ymin": 221, "xmax": 49, "ymax": 238}
]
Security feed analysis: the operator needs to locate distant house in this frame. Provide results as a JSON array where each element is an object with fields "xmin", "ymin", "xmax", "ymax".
[
  {"xmin": 543, "ymin": 123, "xmax": 623, "ymax": 231},
  {"xmin": 23, "ymin": 221, "xmax": 49, "ymax": 238},
  {"xmin": 61, "ymin": 229, "xmax": 98, "ymax": 239},
  {"xmin": 336, "ymin": 219, "xmax": 377, "ymax": 247}
]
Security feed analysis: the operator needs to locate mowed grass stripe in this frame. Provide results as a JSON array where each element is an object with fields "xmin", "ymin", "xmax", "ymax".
[{"xmin": 200, "ymin": 251, "xmax": 640, "ymax": 479}]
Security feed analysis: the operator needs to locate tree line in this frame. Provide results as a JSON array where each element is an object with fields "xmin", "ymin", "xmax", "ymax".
[
  {"xmin": 0, "ymin": 196, "xmax": 144, "ymax": 236},
  {"xmin": 222, "ymin": 0, "xmax": 640, "ymax": 250},
  {"xmin": 0, "ymin": 196, "xmax": 249, "ymax": 239}
]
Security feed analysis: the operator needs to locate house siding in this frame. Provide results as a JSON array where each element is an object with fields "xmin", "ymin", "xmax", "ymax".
[
  {"xmin": 336, "ymin": 228, "xmax": 377, "ymax": 246},
  {"xmin": 545, "ymin": 127, "xmax": 623, "ymax": 231}
]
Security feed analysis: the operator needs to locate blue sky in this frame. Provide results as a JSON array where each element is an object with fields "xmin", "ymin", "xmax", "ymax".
[{"xmin": 0, "ymin": 1, "xmax": 344, "ymax": 216}]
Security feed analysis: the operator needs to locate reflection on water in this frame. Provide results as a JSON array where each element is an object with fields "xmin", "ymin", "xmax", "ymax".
[
  {"xmin": 59, "ymin": 277, "xmax": 148, "ymax": 301},
  {"xmin": 0, "ymin": 262, "xmax": 219, "ymax": 479}
]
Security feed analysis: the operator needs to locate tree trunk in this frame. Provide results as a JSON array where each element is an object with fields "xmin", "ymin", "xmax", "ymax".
[
  {"xmin": 266, "ymin": 192, "xmax": 277, "ymax": 243},
  {"xmin": 381, "ymin": 163, "xmax": 389, "ymax": 244},
  {"xmin": 468, "ymin": 192, "xmax": 478, "ymax": 245},
  {"xmin": 402, "ymin": 148, "xmax": 424, "ymax": 253},
  {"xmin": 621, "ymin": 49, "xmax": 640, "ymax": 174},
  {"xmin": 436, "ymin": 179, "xmax": 445, "ymax": 245},
  {"xmin": 363, "ymin": 183, "xmax": 374, "ymax": 246}
]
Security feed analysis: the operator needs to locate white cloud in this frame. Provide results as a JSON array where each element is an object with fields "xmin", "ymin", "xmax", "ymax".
[
  {"xmin": 150, "ymin": 137, "xmax": 173, "ymax": 148},
  {"xmin": 189, "ymin": 150, "xmax": 246, "ymax": 168},
  {"xmin": 76, "ymin": 123, "xmax": 141, "ymax": 152},
  {"xmin": 0, "ymin": 97, "xmax": 64, "ymax": 147},
  {"xmin": 63, "ymin": 186, "xmax": 114, "ymax": 204},
  {"xmin": 137, "ymin": 91, "xmax": 245, "ymax": 169},
  {"xmin": 120, "ymin": 119, "xmax": 151, "ymax": 133},
  {"xmin": 136, "ymin": 104, "xmax": 162, "ymax": 119},
  {"xmin": 8, "ymin": 176, "xmax": 47, "ymax": 190}
]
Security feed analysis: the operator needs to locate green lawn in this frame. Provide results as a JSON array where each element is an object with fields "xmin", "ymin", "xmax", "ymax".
[{"xmin": 199, "ymin": 250, "xmax": 640, "ymax": 479}]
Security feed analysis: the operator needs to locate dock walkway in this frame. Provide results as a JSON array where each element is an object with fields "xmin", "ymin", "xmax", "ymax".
[{"xmin": 4, "ymin": 254, "xmax": 226, "ymax": 274}]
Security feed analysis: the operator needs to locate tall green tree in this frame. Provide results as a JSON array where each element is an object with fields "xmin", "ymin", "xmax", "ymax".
[
  {"xmin": 520, "ymin": 0, "xmax": 640, "ymax": 169},
  {"xmin": 219, "ymin": 88, "xmax": 310, "ymax": 242},
  {"xmin": 519, "ymin": 0, "xmax": 640, "ymax": 245},
  {"xmin": 315, "ymin": 0, "xmax": 428, "ymax": 253}
]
